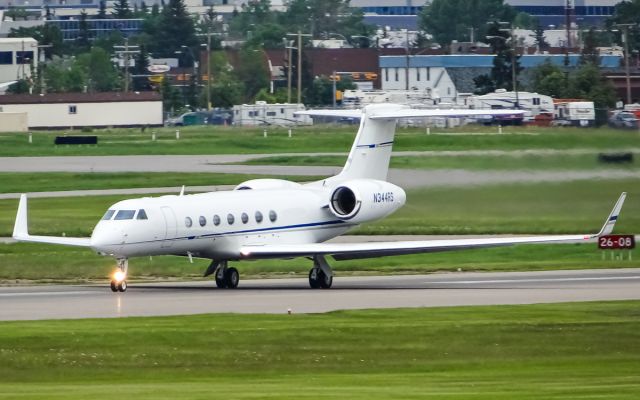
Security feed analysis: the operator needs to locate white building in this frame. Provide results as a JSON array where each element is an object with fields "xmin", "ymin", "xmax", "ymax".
[
  {"xmin": 0, "ymin": 92, "xmax": 163, "ymax": 129},
  {"xmin": 0, "ymin": 37, "xmax": 38, "ymax": 85},
  {"xmin": 379, "ymin": 55, "xmax": 458, "ymax": 102},
  {"xmin": 232, "ymin": 102, "xmax": 311, "ymax": 126}
]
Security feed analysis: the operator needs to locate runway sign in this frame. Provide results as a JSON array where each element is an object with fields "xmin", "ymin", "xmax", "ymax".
[{"xmin": 598, "ymin": 235, "xmax": 635, "ymax": 250}]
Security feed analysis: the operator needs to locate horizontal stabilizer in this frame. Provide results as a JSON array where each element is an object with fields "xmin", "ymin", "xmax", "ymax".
[
  {"xmin": 294, "ymin": 109, "xmax": 363, "ymax": 119},
  {"xmin": 295, "ymin": 106, "xmax": 525, "ymax": 121},
  {"xmin": 13, "ymin": 194, "xmax": 92, "ymax": 247}
]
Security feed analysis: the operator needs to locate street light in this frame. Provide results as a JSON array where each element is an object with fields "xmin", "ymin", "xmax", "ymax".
[
  {"xmin": 615, "ymin": 23, "xmax": 637, "ymax": 104},
  {"xmin": 286, "ymin": 31, "xmax": 312, "ymax": 105}
]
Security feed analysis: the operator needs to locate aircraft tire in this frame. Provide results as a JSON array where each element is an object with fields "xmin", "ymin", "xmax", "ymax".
[
  {"xmin": 110, "ymin": 281, "xmax": 118, "ymax": 292},
  {"xmin": 225, "ymin": 267, "xmax": 239, "ymax": 289},
  {"xmin": 117, "ymin": 280, "xmax": 127, "ymax": 292},
  {"xmin": 215, "ymin": 276, "xmax": 227, "ymax": 288},
  {"xmin": 318, "ymin": 270, "xmax": 333, "ymax": 289},
  {"xmin": 308, "ymin": 268, "xmax": 320, "ymax": 289}
]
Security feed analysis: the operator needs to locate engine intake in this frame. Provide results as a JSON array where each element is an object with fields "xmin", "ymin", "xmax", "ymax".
[{"xmin": 328, "ymin": 179, "xmax": 406, "ymax": 224}]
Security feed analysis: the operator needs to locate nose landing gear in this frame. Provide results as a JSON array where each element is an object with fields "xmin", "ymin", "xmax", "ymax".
[{"xmin": 110, "ymin": 258, "xmax": 128, "ymax": 292}]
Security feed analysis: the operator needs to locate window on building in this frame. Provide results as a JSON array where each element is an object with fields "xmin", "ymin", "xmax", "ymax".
[
  {"xmin": 385, "ymin": 68, "xmax": 388, "ymax": 81},
  {"xmin": 394, "ymin": 68, "xmax": 399, "ymax": 81},
  {"xmin": 280, "ymin": 108, "xmax": 285, "ymax": 114},
  {"xmin": 0, "ymin": 51, "xmax": 12, "ymax": 65},
  {"xmin": 255, "ymin": 211, "xmax": 263, "ymax": 223},
  {"xmin": 426, "ymin": 67, "xmax": 430, "ymax": 81},
  {"xmin": 227, "ymin": 213, "xmax": 235, "ymax": 225},
  {"xmin": 185, "ymin": 217, "xmax": 193, "ymax": 227},
  {"xmin": 68, "ymin": 105, "xmax": 77, "ymax": 114},
  {"xmin": 416, "ymin": 68, "xmax": 420, "ymax": 81},
  {"xmin": 16, "ymin": 51, "xmax": 34, "ymax": 65},
  {"xmin": 213, "ymin": 215, "xmax": 220, "ymax": 226},
  {"xmin": 80, "ymin": 0, "xmax": 93, "ymax": 4},
  {"xmin": 199, "ymin": 216, "xmax": 206, "ymax": 227},
  {"xmin": 266, "ymin": 111, "xmax": 276, "ymax": 117},
  {"xmin": 533, "ymin": 98, "xmax": 541, "ymax": 105},
  {"xmin": 136, "ymin": 209, "xmax": 148, "ymax": 220}
]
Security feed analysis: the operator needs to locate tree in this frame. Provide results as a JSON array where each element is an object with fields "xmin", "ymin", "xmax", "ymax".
[
  {"xmin": 236, "ymin": 46, "xmax": 270, "ymax": 101},
  {"xmin": 9, "ymin": 25, "xmax": 64, "ymax": 58},
  {"xmin": 76, "ymin": 10, "xmax": 92, "ymax": 52},
  {"xmin": 607, "ymin": 0, "xmax": 640, "ymax": 51},
  {"xmin": 160, "ymin": 75, "xmax": 183, "ymax": 114},
  {"xmin": 531, "ymin": 25, "xmax": 549, "ymax": 52},
  {"xmin": 419, "ymin": 0, "xmax": 516, "ymax": 48},
  {"xmin": 112, "ymin": 0, "xmax": 133, "ymax": 19},
  {"xmin": 75, "ymin": 47, "xmax": 121, "ymax": 92},
  {"xmin": 580, "ymin": 27, "xmax": 600, "ymax": 66},
  {"xmin": 529, "ymin": 60, "xmax": 569, "ymax": 98},
  {"xmin": 473, "ymin": 23, "xmax": 522, "ymax": 95},
  {"xmin": 96, "ymin": 0, "xmax": 107, "ymax": 19},
  {"xmin": 152, "ymin": 0, "xmax": 197, "ymax": 57}
]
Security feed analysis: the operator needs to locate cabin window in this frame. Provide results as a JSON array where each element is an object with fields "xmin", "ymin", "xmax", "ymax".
[
  {"xmin": 199, "ymin": 216, "xmax": 206, "ymax": 227},
  {"xmin": 241, "ymin": 212, "xmax": 249, "ymax": 224},
  {"xmin": 227, "ymin": 214, "xmax": 235, "ymax": 225},
  {"xmin": 185, "ymin": 217, "xmax": 193, "ymax": 227},
  {"xmin": 136, "ymin": 209, "xmax": 148, "ymax": 220},
  {"xmin": 269, "ymin": 210, "xmax": 277, "ymax": 222},
  {"xmin": 213, "ymin": 214, "xmax": 220, "ymax": 226},
  {"xmin": 114, "ymin": 210, "xmax": 136, "ymax": 220},
  {"xmin": 255, "ymin": 211, "xmax": 263, "ymax": 223},
  {"xmin": 102, "ymin": 210, "xmax": 116, "ymax": 220}
]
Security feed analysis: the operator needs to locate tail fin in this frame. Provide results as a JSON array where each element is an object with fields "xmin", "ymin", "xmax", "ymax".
[{"xmin": 295, "ymin": 105, "xmax": 525, "ymax": 183}]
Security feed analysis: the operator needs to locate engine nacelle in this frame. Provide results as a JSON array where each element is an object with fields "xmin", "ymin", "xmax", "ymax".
[
  {"xmin": 235, "ymin": 179, "xmax": 302, "ymax": 191},
  {"xmin": 328, "ymin": 179, "xmax": 406, "ymax": 224}
]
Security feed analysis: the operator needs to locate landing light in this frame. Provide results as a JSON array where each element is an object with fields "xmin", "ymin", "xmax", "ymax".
[{"xmin": 113, "ymin": 270, "xmax": 125, "ymax": 282}]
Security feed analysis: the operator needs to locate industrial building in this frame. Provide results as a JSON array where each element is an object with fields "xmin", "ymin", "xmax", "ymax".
[{"xmin": 0, "ymin": 91, "xmax": 163, "ymax": 129}]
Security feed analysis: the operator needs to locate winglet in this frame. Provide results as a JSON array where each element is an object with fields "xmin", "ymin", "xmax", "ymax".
[
  {"xmin": 595, "ymin": 192, "xmax": 627, "ymax": 237},
  {"xmin": 13, "ymin": 194, "xmax": 29, "ymax": 240}
]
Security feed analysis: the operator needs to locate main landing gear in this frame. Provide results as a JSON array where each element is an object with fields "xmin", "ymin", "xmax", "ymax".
[
  {"xmin": 204, "ymin": 260, "xmax": 239, "ymax": 289},
  {"xmin": 308, "ymin": 255, "xmax": 333, "ymax": 289},
  {"xmin": 110, "ymin": 258, "xmax": 128, "ymax": 293}
]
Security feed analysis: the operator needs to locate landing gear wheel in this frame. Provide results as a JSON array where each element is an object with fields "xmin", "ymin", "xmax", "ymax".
[
  {"xmin": 117, "ymin": 280, "xmax": 127, "ymax": 292},
  {"xmin": 110, "ymin": 281, "xmax": 117, "ymax": 292},
  {"xmin": 215, "ymin": 276, "xmax": 227, "ymax": 288},
  {"xmin": 225, "ymin": 267, "xmax": 239, "ymax": 289},
  {"xmin": 309, "ymin": 268, "xmax": 320, "ymax": 289},
  {"xmin": 317, "ymin": 269, "xmax": 333, "ymax": 289}
]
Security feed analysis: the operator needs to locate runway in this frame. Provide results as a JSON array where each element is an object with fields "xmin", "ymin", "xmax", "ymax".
[{"xmin": 0, "ymin": 268, "xmax": 638, "ymax": 321}]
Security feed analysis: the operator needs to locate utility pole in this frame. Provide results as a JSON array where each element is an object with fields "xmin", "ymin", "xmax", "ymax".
[
  {"xmin": 616, "ymin": 23, "xmax": 635, "ymax": 104},
  {"xmin": 403, "ymin": 29, "xmax": 410, "ymax": 90},
  {"xmin": 197, "ymin": 29, "xmax": 216, "ymax": 110},
  {"xmin": 286, "ymin": 31, "xmax": 311, "ymax": 104},
  {"xmin": 114, "ymin": 39, "xmax": 139, "ymax": 93},
  {"xmin": 565, "ymin": 0, "xmax": 575, "ymax": 50}
]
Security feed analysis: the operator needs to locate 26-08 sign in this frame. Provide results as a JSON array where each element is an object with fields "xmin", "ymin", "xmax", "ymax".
[{"xmin": 598, "ymin": 235, "xmax": 635, "ymax": 250}]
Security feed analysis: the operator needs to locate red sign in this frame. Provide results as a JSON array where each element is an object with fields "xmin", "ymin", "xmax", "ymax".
[{"xmin": 598, "ymin": 235, "xmax": 635, "ymax": 250}]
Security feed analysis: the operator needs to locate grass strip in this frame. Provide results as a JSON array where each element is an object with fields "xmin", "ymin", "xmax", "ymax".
[
  {"xmin": 0, "ymin": 301, "xmax": 638, "ymax": 399},
  {"xmin": 0, "ymin": 125, "xmax": 638, "ymax": 156},
  {"xmin": 242, "ymin": 153, "xmax": 640, "ymax": 171},
  {"xmin": 0, "ymin": 172, "xmax": 313, "ymax": 194}
]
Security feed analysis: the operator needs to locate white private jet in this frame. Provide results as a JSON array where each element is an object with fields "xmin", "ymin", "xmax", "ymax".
[{"xmin": 12, "ymin": 104, "xmax": 626, "ymax": 292}]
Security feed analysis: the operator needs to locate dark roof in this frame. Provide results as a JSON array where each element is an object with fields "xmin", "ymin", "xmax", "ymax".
[{"xmin": 0, "ymin": 91, "xmax": 162, "ymax": 105}]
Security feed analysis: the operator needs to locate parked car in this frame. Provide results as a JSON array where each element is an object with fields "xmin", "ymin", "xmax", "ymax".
[
  {"xmin": 608, "ymin": 112, "xmax": 639, "ymax": 129},
  {"xmin": 166, "ymin": 110, "xmax": 233, "ymax": 126}
]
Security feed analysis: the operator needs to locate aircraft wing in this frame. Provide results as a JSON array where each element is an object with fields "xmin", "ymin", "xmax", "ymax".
[
  {"xmin": 0, "ymin": 81, "xmax": 17, "ymax": 90},
  {"xmin": 240, "ymin": 192, "xmax": 626, "ymax": 261},
  {"xmin": 12, "ymin": 194, "xmax": 93, "ymax": 247}
]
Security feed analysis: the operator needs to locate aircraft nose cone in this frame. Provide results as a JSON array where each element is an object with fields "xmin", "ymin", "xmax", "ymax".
[{"xmin": 90, "ymin": 224, "xmax": 124, "ymax": 254}]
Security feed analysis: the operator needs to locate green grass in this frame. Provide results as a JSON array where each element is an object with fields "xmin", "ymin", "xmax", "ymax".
[
  {"xmin": 0, "ymin": 301, "xmax": 638, "ymax": 399},
  {"xmin": 242, "ymin": 153, "xmax": 640, "ymax": 171},
  {"xmin": 0, "ymin": 172, "xmax": 313, "ymax": 194},
  {"xmin": 0, "ymin": 241, "xmax": 637, "ymax": 282},
  {"xmin": 2, "ymin": 178, "xmax": 635, "ymax": 238},
  {"xmin": 1, "ymin": 124, "xmax": 639, "ymax": 156}
]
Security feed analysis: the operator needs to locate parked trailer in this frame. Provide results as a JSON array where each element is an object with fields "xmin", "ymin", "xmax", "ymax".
[{"xmin": 554, "ymin": 100, "xmax": 595, "ymax": 127}]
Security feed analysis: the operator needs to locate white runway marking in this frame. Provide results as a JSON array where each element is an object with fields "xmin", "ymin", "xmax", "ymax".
[{"xmin": 0, "ymin": 291, "xmax": 94, "ymax": 297}]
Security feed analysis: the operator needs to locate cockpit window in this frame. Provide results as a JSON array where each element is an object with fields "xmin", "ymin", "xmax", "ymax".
[
  {"xmin": 102, "ymin": 210, "xmax": 116, "ymax": 220},
  {"xmin": 137, "ymin": 209, "xmax": 148, "ymax": 220},
  {"xmin": 114, "ymin": 210, "xmax": 136, "ymax": 220}
]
